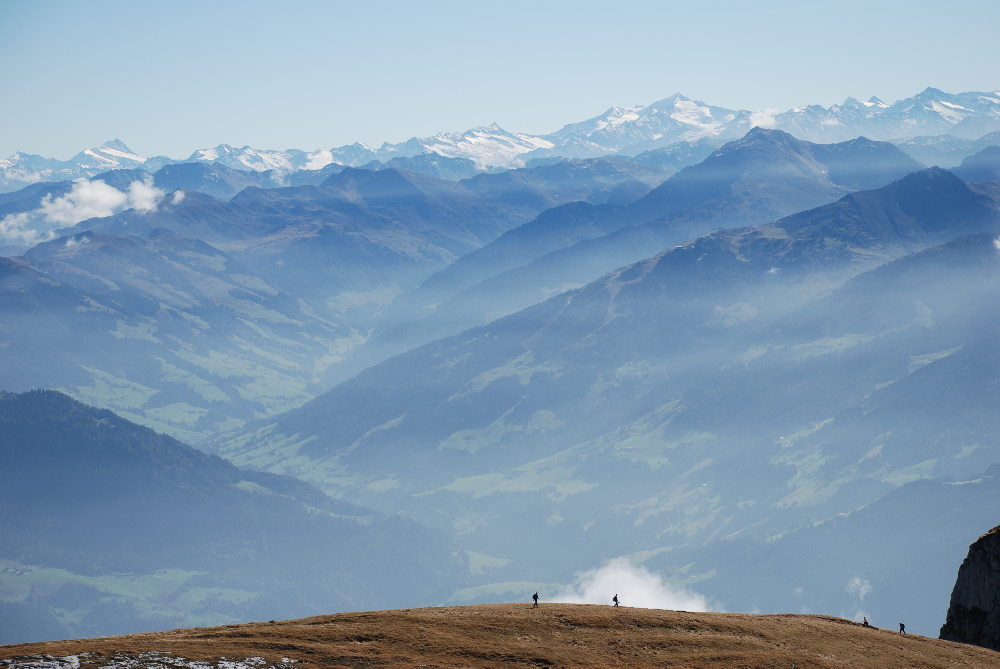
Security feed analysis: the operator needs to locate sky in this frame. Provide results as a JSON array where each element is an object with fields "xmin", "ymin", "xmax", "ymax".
[{"xmin": 1, "ymin": 0, "xmax": 999, "ymax": 160}]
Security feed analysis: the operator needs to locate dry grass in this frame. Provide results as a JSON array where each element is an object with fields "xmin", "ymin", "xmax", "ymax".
[{"xmin": 3, "ymin": 603, "xmax": 998, "ymax": 668}]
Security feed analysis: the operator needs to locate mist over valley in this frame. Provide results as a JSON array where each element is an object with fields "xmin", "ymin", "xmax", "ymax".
[{"xmin": 4, "ymin": 82, "xmax": 1000, "ymax": 658}]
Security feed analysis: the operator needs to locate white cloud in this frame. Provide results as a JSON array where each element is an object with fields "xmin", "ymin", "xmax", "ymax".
[
  {"xmin": 39, "ymin": 178, "xmax": 127, "ymax": 225},
  {"xmin": 750, "ymin": 107, "xmax": 780, "ymax": 128},
  {"xmin": 551, "ymin": 558, "xmax": 712, "ymax": 611},
  {"xmin": 126, "ymin": 179, "xmax": 164, "ymax": 213},
  {"xmin": 171, "ymin": 190, "xmax": 186, "ymax": 204},
  {"xmin": 305, "ymin": 149, "xmax": 334, "ymax": 170},
  {"xmin": 0, "ymin": 177, "xmax": 165, "ymax": 248},
  {"xmin": 846, "ymin": 575, "xmax": 872, "ymax": 601},
  {"xmin": 0, "ymin": 211, "xmax": 51, "ymax": 246}
]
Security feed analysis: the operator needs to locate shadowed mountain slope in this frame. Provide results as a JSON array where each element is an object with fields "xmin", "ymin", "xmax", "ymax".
[
  {"xmin": 891, "ymin": 130, "xmax": 1000, "ymax": 168},
  {"xmin": 953, "ymin": 145, "xmax": 1000, "ymax": 183},
  {"xmin": 0, "ymin": 391, "xmax": 461, "ymax": 644}
]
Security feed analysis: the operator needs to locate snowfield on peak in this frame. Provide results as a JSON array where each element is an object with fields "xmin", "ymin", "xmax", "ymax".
[
  {"xmin": 184, "ymin": 145, "xmax": 312, "ymax": 173},
  {"xmin": 422, "ymin": 125, "xmax": 554, "ymax": 169}
]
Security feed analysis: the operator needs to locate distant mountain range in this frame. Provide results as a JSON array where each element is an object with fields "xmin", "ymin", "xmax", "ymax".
[
  {"xmin": 3, "ymin": 88, "xmax": 999, "ymax": 192},
  {"xmin": 348, "ymin": 129, "xmax": 925, "ymax": 376},
  {"xmin": 4, "ymin": 99, "xmax": 1000, "ymax": 646},
  {"xmin": 1, "ymin": 129, "xmax": 960, "ymax": 441}
]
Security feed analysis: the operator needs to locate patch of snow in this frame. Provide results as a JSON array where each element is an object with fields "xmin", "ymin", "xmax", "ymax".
[
  {"xmin": 82, "ymin": 148, "xmax": 118, "ymax": 165},
  {"xmin": 937, "ymin": 100, "xmax": 973, "ymax": 112},
  {"xmin": 605, "ymin": 107, "xmax": 642, "ymax": 128},
  {"xmin": 99, "ymin": 147, "xmax": 145, "ymax": 162},
  {"xmin": 670, "ymin": 99, "xmax": 712, "ymax": 125},
  {"xmin": 2, "ymin": 652, "xmax": 300, "ymax": 669},
  {"xmin": 929, "ymin": 100, "xmax": 967, "ymax": 124},
  {"xmin": 421, "ymin": 125, "xmax": 553, "ymax": 169}
]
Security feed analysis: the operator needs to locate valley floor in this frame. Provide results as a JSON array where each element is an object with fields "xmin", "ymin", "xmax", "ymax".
[{"xmin": 2, "ymin": 603, "xmax": 997, "ymax": 669}]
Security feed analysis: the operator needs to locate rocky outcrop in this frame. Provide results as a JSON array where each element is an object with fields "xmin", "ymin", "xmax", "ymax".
[{"xmin": 940, "ymin": 525, "xmax": 1000, "ymax": 650}]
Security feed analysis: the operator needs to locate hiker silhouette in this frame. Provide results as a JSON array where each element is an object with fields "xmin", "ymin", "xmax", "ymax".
[
  {"xmin": 899, "ymin": 622, "xmax": 906, "ymax": 634},
  {"xmin": 613, "ymin": 594, "xmax": 619, "ymax": 607},
  {"xmin": 532, "ymin": 592, "xmax": 539, "ymax": 608}
]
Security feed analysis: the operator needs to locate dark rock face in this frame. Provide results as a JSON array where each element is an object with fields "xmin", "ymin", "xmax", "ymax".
[{"xmin": 940, "ymin": 525, "xmax": 1000, "ymax": 650}]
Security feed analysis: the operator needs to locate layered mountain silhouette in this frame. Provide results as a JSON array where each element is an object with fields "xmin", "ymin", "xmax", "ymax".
[
  {"xmin": 892, "ymin": 131, "xmax": 1000, "ymax": 168},
  {"xmin": 1, "ymin": 160, "xmax": 667, "ymax": 440},
  {"xmin": 217, "ymin": 167, "xmax": 999, "ymax": 635},
  {"xmin": 952, "ymin": 145, "xmax": 1000, "ymax": 183},
  {"xmin": 4, "ymin": 117, "xmax": 1000, "ymax": 647},
  {"xmin": 356, "ymin": 129, "xmax": 925, "ymax": 375}
]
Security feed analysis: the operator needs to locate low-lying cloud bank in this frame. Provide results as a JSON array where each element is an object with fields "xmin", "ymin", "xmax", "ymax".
[
  {"xmin": 551, "ymin": 558, "xmax": 712, "ymax": 611},
  {"xmin": 0, "ymin": 177, "xmax": 166, "ymax": 248}
]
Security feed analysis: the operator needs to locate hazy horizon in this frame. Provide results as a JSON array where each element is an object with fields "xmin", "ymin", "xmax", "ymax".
[{"xmin": 2, "ymin": 0, "xmax": 998, "ymax": 159}]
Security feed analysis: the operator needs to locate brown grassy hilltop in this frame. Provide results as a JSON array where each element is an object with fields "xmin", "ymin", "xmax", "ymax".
[{"xmin": 3, "ymin": 603, "xmax": 999, "ymax": 668}]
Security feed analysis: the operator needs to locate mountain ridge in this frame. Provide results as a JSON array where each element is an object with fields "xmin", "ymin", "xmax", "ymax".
[
  {"xmin": 0, "ymin": 390, "xmax": 462, "ymax": 643},
  {"xmin": 354, "ymin": 129, "xmax": 927, "ymax": 371},
  {"xmin": 3, "ymin": 604, "xmax": 998, "ymax": 669}
]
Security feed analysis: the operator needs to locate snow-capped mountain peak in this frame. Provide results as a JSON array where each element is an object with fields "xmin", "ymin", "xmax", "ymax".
[
  {"xmin": 421, "ymin": 123, "xmax": 554, "ymax": 169},
  {"xmin": 646, "ymin": 92, "xmax": 691, "ymax": 109},
  {"xmin": 99, "ymin": 138, "xmax": 138, "ymax": 154},
  {"xmin": 69, "ymin": 140, "xmax": 146, "ymax": 170},
  {"xmin": 916, "ymin": 86, "xmax": 948, "ymax": 99},
  {"xmin": 185, "ymin": 144, "xmax": 314, "ymax": 172},
  {"xmin": 473, "ymin": 121, "xmax": 505, "ymax": 133},
  {"xmin": 544, "ymin": 92, "xmax": 751, "ymax": 157}
]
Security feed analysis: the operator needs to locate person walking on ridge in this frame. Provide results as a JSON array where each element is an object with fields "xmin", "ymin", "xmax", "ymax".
[
  {"xmin": 613, "ymin": 594, "xmax": 619, "ymax": 607},
  {"xmin": 532, "ymin": 592, "xmax": 539, "ymax": 608},
  {"xmin": 899, "ymin": 622, "xmax": 906, "ymax": 634}
]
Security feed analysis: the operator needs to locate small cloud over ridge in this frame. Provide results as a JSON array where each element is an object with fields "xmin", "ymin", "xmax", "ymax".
[{"xmin": 551, "ymin": 557, "xmax": 712, "ymax": 611}]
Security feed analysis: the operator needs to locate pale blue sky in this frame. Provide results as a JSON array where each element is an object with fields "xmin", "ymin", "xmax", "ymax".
[{"xmin": 2, "ymin": 0, "xmax": 998, "ymax": 159}]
